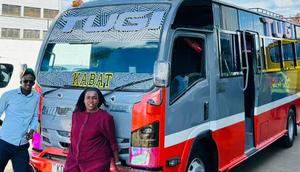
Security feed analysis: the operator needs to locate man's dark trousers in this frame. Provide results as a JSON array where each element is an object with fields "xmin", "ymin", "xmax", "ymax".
[{"xmin": 0, "ymin": 139, "xmax": 30, "ymax": 172}]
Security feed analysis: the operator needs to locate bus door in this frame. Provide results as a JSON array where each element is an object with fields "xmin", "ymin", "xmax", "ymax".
[
  {"xmin": 165, "ymin": 32, "xmax": 209, "ymax": 152},
  {"xmin": 240, "ymin": 31, "xmax": 261, "ymax": 153}
]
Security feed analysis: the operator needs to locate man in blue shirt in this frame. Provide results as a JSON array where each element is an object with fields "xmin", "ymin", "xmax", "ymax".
[{"xmin": 0, "ymin": 68, "xmax": 39, "ymax": 172}]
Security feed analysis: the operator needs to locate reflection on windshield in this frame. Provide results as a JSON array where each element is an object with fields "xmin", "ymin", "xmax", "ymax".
[{"xmin": 41, "ymin": 41, "xmax": 159, "ymax": 74}]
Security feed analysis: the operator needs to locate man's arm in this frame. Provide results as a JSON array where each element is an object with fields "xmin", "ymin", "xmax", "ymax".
[
  {"xmin": 0, "ymin": 92, "xmax": 8, "ymax": 126},
  {"xmin": 27, "ymin": 97, "xmax": 40, "ymax": 140}
]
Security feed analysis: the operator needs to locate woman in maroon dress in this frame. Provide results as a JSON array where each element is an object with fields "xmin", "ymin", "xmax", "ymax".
[{"xmin": 64, "ymin": 88, "xmax": 120, "ymax": 172}]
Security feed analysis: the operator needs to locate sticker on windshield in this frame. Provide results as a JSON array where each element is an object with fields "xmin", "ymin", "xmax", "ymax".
[{"xmin": 72, "ymin": 72, "xmax": 113, "ymax": 88}]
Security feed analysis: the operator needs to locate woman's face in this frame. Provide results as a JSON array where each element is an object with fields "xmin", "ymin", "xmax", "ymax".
[{"xmin": 84, "ymin": 91, "xmax": 99, "ymax": 112}]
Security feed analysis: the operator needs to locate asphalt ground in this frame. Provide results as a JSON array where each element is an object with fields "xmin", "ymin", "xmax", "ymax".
[
  {"xmin": 231, "ymin": 127, "xmax": 300, "ymax": 172},
  {"xmin": 4, "ymin": 127, "xmax": 300, "ymax": 172}
]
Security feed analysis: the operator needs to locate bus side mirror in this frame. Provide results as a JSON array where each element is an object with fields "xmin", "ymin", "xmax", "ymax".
[{"xmin": 154, "ymin": 61, "xmax": 169, "ymax": 87}]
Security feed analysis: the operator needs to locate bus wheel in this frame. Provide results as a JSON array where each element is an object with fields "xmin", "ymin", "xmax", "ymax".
[
  {"xmin": 281, "ymin": 109, "xmax": 296, "ymax": 148},
  {"xmin": 186, "ymin": 147, "xmax": 208, "ymax": 172},
  {"xmin": 187, "ymin": 157, "xmax": 205, "ymax": 172}
]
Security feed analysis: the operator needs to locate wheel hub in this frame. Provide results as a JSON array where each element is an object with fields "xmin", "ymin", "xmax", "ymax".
[
  {"xmin": 288, "ymin": 116, "xmax": 294, "ymax": 140},
  {"xmin": 188, "ymin": 158, "xmax": 205, "ymax": 172}
]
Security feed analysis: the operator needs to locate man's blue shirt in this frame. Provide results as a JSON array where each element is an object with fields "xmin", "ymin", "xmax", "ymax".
[{"xmin": 0, "ymin": 88, "xmax": 39, "ymax": 146}]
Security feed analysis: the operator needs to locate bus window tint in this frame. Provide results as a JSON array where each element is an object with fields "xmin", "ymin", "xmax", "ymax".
[
  {"xmin": 297, "ymin": 42, "xmax": 300, "ymax": 59},
  {"xmin": 282, "ymin": 43, "xmax": 294, "ymax": 61},
  {"xmin": 296, "ymin": 26, "xmax": 300, "ymax": 39},
  {"xmin": 41, "ymin": 43, "xmax": 91, "ymax": 71},
  {"xmin": 220, "ymin": 33, "xmax": 241, "ymax": 76},
  {"xmin": 0, "ymin": 64, "xmax": 13, "ymax": 88},
  {"xmin": 264, "ymin": 39, "xmax": 281, "ymax": 71},
  {"xmin": 239, "ymin": 11, "xmax": 264, "ymax": 35},
  {"xmin": 40, "ymin": 41, "xmax": 158, "ymax": 74},
  {"xmin": 269, "ymin": 46, "xmax": 281, "ymax": 62},
  {"xmin": 221, "ymin": 6, "xmax": 238, "ymax": 31},
  {"xmin": 170, "ymin": 37, "xmax": 205, "ymax": 102},
  {"xmin": 90, "ymin": 42, "xmax": 158, "ymax": 73}
]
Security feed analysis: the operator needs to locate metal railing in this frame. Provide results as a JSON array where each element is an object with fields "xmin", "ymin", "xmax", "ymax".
[{"xmin": 249, "ymin": 8, "xmax": 284, "ymax": 19}]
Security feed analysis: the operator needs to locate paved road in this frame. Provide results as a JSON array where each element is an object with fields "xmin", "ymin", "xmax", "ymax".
[
  {"xmin": 4, "ymin": 128, "xmax": 300, "ymax": 172},
  {"xmin": 4, "ymin": 161, "xmax": 12, "ymax": 172},
  {"xmin": 232, "ymin": 127, "xmax": 300, "ymax": 172}
]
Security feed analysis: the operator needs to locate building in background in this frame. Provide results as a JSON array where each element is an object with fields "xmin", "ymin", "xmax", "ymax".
[
  {"xmin": 284, "ymin": 13, "xmax": 300, "ymax": 25},
  {"xmin": 294, "ymin": 13, "xmax": 300, "ymax": 24},
  {"xmin": 0, "ymin": 0, "xmax": 62, "ymax": 68}
]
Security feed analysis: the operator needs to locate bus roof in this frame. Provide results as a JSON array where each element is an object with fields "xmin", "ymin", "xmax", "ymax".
[
  {"xmin": 75, "ymin": 0, "xmax": 299, "ymax": 27},
  {"xmin": 78, "ymin": 0, "xmax": 172, "ymax": 8}
]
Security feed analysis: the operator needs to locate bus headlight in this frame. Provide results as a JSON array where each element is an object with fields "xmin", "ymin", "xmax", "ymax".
[{"xmin": 131, "ymin": 122, "xmax": 159, "ymax": 147}]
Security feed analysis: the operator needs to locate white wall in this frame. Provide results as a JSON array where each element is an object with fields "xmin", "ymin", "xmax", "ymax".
[
  {"xmin": 0, "ymin": 0, "xmax": 61, "ymax": 68},
  {"xmin": 0, "ymin": 39, "xmax": 42, "ymax": 68},
  {"xmin": 0, "ymin": 0, "xmax": 61, "ymax": 10},
  {"xmin": 0, "ymin": 16, "xmax": 51, "ymax": 31}
]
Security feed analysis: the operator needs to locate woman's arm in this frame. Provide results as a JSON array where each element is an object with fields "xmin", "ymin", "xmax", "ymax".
[
  {"xmin": 113, "ymin": 150, "xmax": 121, "ymax": 165},
  {"xmin": 66, "ymin": 112, "xmax": 77, "ymax": 154},
  {"xmin": 103, "ymin": 113, "xmax": 120, "ymax": 164}
]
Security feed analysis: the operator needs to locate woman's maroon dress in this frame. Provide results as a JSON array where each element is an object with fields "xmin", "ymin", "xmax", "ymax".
[{"xmin": 64, "ymin": 109, "xmax": 118, "ymax": 172}]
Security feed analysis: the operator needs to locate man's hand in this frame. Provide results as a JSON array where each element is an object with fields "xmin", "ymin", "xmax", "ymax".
[{"xmin": 26, "ymin": 129, "xmax": 35, "ymax": 140}]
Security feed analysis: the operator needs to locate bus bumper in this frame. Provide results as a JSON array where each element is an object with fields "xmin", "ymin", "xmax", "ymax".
[
  {"xmin": 31, "ymin": 147, "xmax": 66, "ymax": 172},
  {"xmin": 30, "ymin": 147, "xmax": 161, "ymax": 172}
]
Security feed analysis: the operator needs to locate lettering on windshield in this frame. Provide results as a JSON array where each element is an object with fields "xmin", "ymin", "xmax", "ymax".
[
  {"xmin": 62, "ymin": 11, "xmax": 165, "ymax": 33},
  {"xmin": 72, "ymin": 72, "xmax": 113, "ymax": 88}
]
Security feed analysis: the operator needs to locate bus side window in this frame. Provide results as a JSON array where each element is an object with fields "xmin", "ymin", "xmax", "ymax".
[
  {"xmin": 264, "ymin": 39, "xmax": 281, "ymax": 71},
  {"xmin": 296, "ymin": 42, "xmax": 300, "ymax": 67},
  {"xmin": 282, "ymin": 42, "xmax": 295, "ymax": 69},
  {"xmin": 220, "ymin": 33, "xmax": 241, "ymax": 77},
  {"xmin": 0, "ymin": 64, "xmax": 13, "ymax": 88},
  {"xmin": 170, "ymin": 36, "xmax": 205, "ymax": 102},
  {"xmin": 41, "ymin": 43, "xmax": 55, "ymax": 71}
]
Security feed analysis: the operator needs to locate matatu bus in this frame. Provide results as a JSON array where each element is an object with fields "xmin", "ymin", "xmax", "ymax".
[{"xmin": 30, "ymin": 0, "xmax": 300, "ymax": 171}]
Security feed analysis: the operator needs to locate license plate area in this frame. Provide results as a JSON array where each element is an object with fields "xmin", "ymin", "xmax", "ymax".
[{"xmin": 52, "ymin": 162, "xmax": 64, "ymax": 172}]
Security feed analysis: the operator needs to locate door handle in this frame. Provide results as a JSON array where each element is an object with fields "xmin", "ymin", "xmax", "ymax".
[{"xmin": 204, "ymin": 102, "xmax": 209, "ymax": 120}]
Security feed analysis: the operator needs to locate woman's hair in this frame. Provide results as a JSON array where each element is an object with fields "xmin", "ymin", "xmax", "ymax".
[{"xmin": 74, "ymin": 87, "xmax": 107, "ymax": 112}]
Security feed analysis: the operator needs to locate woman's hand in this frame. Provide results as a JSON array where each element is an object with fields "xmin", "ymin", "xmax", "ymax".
[{"xmin": 110, "ymin": 159, "xmax": 120, "ymax": 172}]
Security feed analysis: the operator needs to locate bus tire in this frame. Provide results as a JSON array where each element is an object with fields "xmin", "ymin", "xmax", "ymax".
[
  {"xmin": 281, "ymin": 109, "xmax": 296, "ymax": 148},
  {"xmin": 186, "ymin": 146, "xmax": 211, "ymax": 172}
]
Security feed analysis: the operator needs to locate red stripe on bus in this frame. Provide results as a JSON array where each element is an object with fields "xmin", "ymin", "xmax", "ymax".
[
  {"xmin": 131, "ymin": 88, "xmax": 167, "ymax": 167},
  {"xmin": 212, "ymin": 121, "xmax": 245, "ymax": 170}
]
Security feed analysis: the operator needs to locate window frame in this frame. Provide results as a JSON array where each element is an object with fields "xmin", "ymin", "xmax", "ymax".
[
  {"xmin": 262, "ymin": 37, "xmax": 283, "ymax": 72},
  {"xmin": 24, "ymin": 6, "xmax": 41, "ymax": 18},
  {"xmin": 1, "ymin": 28, "xmax": 20, "ymax": 39},
  {"xmin": 43, "ymin": 9, "xmax": 59, "ymax": 19},
  {"xmin": 23, "ymin": 29, "xmax": 41, "ymax": 40},
  {"xmin": 295, "ymin": 41, "xmax": 300, "ymax": 68},
  {"xmin": 2, "ymin": 4, "xmax": 21, "ymax": 16},
  {"xmin": 218, "ymin": 30, "xmax": 243, "ymax": 78},
  {"xmin": 281, "ymin": 40, "xmax": 296, "ymax": 70},
  {"xmin": 168, "ymin": 31, "xmax": 207, "ymax": 104}
]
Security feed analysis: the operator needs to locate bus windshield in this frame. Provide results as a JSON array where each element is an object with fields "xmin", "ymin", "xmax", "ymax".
[{"xmin": 39, "ymin": 40, "xmax": 159, "ymax": 90}]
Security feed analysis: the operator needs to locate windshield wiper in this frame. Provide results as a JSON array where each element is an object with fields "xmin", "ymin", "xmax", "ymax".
[
  {"xmin": 42, "ymin": 85, "xmax": 75, "ymax": 96},
  {"xmin": 103, "ymin": 77, "xmax": 153, "ymax": 96}
]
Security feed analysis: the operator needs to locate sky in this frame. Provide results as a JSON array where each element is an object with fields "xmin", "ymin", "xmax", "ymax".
[
  {"xmin": 223, "ymin": 0, "xmax": 300, "ymax": 17},
  {"xmin": 62, "ymin": 0, "xmax": 300, "ymax": 17}
]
